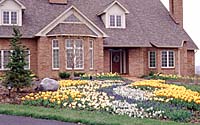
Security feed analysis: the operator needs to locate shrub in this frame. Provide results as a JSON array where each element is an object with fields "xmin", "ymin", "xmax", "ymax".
[
  {"xmin": 74, "ymin": 72, "xmax": 85, "ymax": 77},
  {"xmin": 59, "ymin": 72, "xmax": 70, "ymax": 79}
]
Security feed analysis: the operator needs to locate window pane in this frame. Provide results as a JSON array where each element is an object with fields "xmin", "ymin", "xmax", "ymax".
[
  {"xmin": 169, "ymin": 51, "xmax": 174, "ymax": 67},
  {"xmin": 66, "ymin": 39, "xmax": 73, "ymax": 48},
  {"xmin": 66, "ymin": 49, "xmax": 73, "ymax": 68},
  {"xmin": 75, "ymin": 39, "xmax": 83, "ymax": 48},
  {"xmin": 3, "ymin": 11, "xmax": 9, "ymax": 24},
  {"xmin": 162, "ymin": 51, "xmax": 167, "ymax": 67},
  {"xmin": 0, "ymin": 51, "xmax": 2, "ymax": 69},
  {"xmin": 110, "ymin": 15, "xmax": 115, "ymax": 26},
  {"xmin": 89, "ymin": 40, "xmax": 93, "ymax": 69},
  {"xmin": 3, "ymin": 51, "xmax": 11, "ymax": 69},
  {"xmin": 116, "ymin": 15, "xmax": 122, "ymax": 27},
  {"xmin": 53, "ymin": 40, "xmax": 59, "ymax": 48},
  {"xmin": 23, "ymin": 50, "xmax": 30, "ymax": 69},
  {"xmin": 53, "ymin": 49, "xmax": 59, "ymax": 69},
  {"xmin": 90, "ymin": 50, "xmax": 93, "ymax": 69},
  {"xmin": 149, "ymin": 51, "xmax": 156, "ymax": 68},
  {"xmin": 75, "ymin": 48, "xmax": 83, "ymax": 68},
  {"xmin": 11, "ymin": 11, "xmax": 17, "ymax": 24}
]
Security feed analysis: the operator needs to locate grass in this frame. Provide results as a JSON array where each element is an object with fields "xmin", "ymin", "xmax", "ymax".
[{"xmin": 0, "ymin": 104, "xmax": 194, "ymax": 125}]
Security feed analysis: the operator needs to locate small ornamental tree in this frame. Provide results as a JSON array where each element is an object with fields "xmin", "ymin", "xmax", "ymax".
[{"xmin": 3, "ymin": 28, "xmax": 32, "ymax": 92}]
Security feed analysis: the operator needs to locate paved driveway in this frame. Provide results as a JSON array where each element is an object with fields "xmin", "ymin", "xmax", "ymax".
[{"xmin": 0, "ymin": 114, "xmax": 79, "ymax": 125}]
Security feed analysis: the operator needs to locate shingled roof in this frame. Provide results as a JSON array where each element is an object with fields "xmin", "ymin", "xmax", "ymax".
[{"xmin": 0, "ymin": 0, "xmax": 198, "ymax": 50}]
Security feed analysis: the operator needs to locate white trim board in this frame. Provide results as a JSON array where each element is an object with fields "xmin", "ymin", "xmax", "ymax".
[
  {"xmin": 0, "ymin": 0, "xmax": 26, "ymax": 9},
  {"xmin": 97, "ymin": 0, "xmax": 129, "ymax": 16}
]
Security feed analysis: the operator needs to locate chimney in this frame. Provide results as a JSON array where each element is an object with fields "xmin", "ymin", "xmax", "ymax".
[
  {"xmin": 169, "ymin": 0, "xmax": 183, "ymax": 27},
  {"xmin": 49, "ymin": 0, "xmax": 67, "ymax": 4}
]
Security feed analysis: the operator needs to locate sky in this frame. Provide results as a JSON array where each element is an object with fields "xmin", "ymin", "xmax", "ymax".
[{"xmin": 161, "ymin": 0, "xmax": 200, "ymax": 67}]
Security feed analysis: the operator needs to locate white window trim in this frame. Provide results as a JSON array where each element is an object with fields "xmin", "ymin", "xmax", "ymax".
[
  {"xmin": 65, "ymin": 39, "xmax": 84, "ymax": 70},
  {"xmin": 24, "ymin": 50, "xmax": 30, "ymax": 70},
  {"xmin": 0, "ymin": 50, "xmax": 11, "ymax": 70},
  {"xmin": 0, "ymin": 50, "xmax": 30, "ymax": 70},
  {"xmin": 148, "ymin": 51, "xmax": 156, "ymax": 69},
  {"xmin": 109, "ymin": 14, "xmax": 123, "ymax": 28},
  {"xmin": 89, "ymin": 40, "xmax": 94, "ymax": 70},
  {"xmin": 52, "ymin": 39, "xmax": 60, "ymax": 70},
  {"xmin": 161, "ymin": 50, "xmax": 175, "ymax": 69},
  {"xmin": 1, "ymin": 10, "xmax": 19, "ymax": 26}
]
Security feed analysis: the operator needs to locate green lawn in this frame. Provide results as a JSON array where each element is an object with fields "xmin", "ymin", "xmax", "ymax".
[{"xmin": 0, "ymin": 104, "xmax": 194, "ymax": 125}]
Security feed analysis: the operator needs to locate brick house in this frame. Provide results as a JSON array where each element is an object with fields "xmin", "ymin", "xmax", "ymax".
[{"xmin": 0, "ymin": 0, "xmax": 198, "ymax": 78}]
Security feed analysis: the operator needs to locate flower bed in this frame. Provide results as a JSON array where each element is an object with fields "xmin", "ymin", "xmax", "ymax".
[
  {"xmin": 21, "ymin": 79, "xmax": 200, "ymax": 123},
  {"xmin": 81, "ymin": 72, "xmax": 122, "ymax": 80},
  {"xmin": 132, "ymin": 80, "xmax": 200, "ymax": 105}
]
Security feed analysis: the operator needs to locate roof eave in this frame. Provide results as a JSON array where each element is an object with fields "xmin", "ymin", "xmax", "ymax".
[
  {"xmin": 97, "ymin": 0, "xmax": 130, "ymax": 16},
  {"xmin": 0, "ymin": 0, "xmax": 26, "ymax": 10}
]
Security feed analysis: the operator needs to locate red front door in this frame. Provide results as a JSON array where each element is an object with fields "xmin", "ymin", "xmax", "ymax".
[{"xmin": 112, "ymin": 51, "xmax": 121, "ymax": 73}]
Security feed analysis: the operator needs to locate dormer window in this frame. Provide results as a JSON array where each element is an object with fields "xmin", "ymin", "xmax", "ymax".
[
  {"xmin": 2, "ymin": 11, "xmax": 18, "ymax": 25},
  {"xmin": 0, "ymin": 0, "xmax": 26, "ymax": 26},
  {"xmin": 97, "ymin": 1, "xmax": 129, "ymax": 29},
  {"xmin": 109, "ymin": 15, "xmax": 122, "ymax": 28}
]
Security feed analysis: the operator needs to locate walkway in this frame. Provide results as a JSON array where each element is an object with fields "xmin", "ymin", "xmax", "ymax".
[{"xmin": 0, "ymin": 114, "xmax": 79, "ymax": 125}]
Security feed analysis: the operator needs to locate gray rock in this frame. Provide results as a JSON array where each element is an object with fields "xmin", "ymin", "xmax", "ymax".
[{"xmin": 37, "ymin": 78, "xmax": 59, "ymax": 91}]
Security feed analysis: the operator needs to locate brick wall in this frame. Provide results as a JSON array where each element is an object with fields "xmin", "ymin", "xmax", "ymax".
[
  {"xmin": 169, "ymin": 0, "xmax": 183, "ymax": 27},
  {"xmin": 104, "ymin": 48, "xmax": 110, "ymax": 73},
  {"xmin": 0, "ymin": 38, "xmax": 37, "ymax": 75},
  {"xmin": 103, "ymin": 47, "xmax": 195, "ymax": 77},
  {"xmin": 187, "ymin": 50, "xmax": 195, "ymax": 75}
]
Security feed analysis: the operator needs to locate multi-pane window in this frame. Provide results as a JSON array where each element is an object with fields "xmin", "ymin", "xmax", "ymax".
[
  {"xmin": 89, "ymin": 40, "xmax": 94, "ymax": 69},
  {"xmin": 11, "ymin": 12, "xmax": 17, "ymax": 24},
  {"xmin": 110, "ymin": 15, "xmax": 115, "ymax": 27},
  {"xmin": 3, "ymin": 11, "xmax": 9, "ymax": 24},
  {"xmin": 52, "ymin": 40, "xmax": 60, "ymax": 69},
  {"xmin": 3, "ymin": 50, "xmax": 11, "ymax": 69},
  {"xmin": 0, "ymin": 50, "xmax": 30, "ymax": 70},
  {"xmin": 0, "ymin": 51, "xmax": 1, "ymax": 69},
  {"xmin": 148, "ymin": 51, "xmax": 156, "ymax": 68},
  {"xmin": 2, "ymin": 11, "xmax": 18, "ymax": 25},
  {"xmin": 66, "ymin": 39, "xmax": 84, "ymax": 69},
  {"xmin": 161, "ymin": 50, "xmax": 175, "ymax": 68},
  {"xmin": 24, "ymin": 50, "xmax": 30, "ymax": 69},
  {"xmin": 109, "ymin": 15, "xmax": 122, "ymax": 27},
  {"xmin": 116, "ymin": 15, "xmax": 122, "ymax": 27}
]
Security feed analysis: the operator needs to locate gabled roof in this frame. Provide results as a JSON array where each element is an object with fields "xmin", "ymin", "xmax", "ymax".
[
  {"xmin": 0, "ymin": 0, "xmax": 198, "ymax": 50},
  {"xmin": 97, "ymin": 0, "xmax": 129, "ymax": 16},
  {"xmin": 0, "ymin": 0, "xmax": 26, "ymax": 9},
  {"xmin": 36, "ymin": 5, "xmax": 108, "ymax": 37}
]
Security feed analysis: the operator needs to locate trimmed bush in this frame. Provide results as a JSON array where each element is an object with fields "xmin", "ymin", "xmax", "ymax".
[{"xmin": 59, "ymin": 72, "xmax": 70, "ymax": 79}]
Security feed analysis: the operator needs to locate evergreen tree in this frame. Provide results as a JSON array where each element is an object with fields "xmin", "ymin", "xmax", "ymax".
[{"xmin": 3, "ymin": 28, "xmax": 32, "ymax": 91}]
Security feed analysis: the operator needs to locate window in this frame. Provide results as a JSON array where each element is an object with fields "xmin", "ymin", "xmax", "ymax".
[
  {"xmin": 116, "ymin": 15, "xmax": 122, "ymax": 27},
  {"xmin": 110, "ymin": 15, "xmax": 115, "ymax": 27},
  {"xmin": 24, "ymin": 50, "xmax": 30, "ymax": 69},
  {"xmin": 89, "ymin": 40, "xmax": 94, "ymax": 69},
  {"xmin": 52, "ymin": 40, "xmax": 60, "ymax": 69},
  {"xmin": 161, "ymin": 51, "xmax": 175, "ymax": 68},
  {"xmin": 11, "ymin": 11, "xmax": 17, "ymax": 24},
  {"xmin": 109, "ymin": 15, "xmax": 122, "ymax": 27},
  {"xmin": 2, "ymin": 11, "xmax": 18, "ymax": 25},
  {"xmin": 148, "ymin": 51, "xmax": 156, "ymax": 68},
  {"xmin": 66, "ymin": 39, "xmax": 84, "ymax": 69},
  {"xmin": 3, "ymin": 11, "xmax": 9, "ymax": 24},
  {"xmin": 3, "ymin": 50, "xmax": 11, "ymax": 69},
  {"xmin": 0, "ymin": 50, "xmax": 30, "ymax": 70}
]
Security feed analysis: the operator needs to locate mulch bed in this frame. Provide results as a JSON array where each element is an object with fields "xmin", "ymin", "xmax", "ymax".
[{"xmin": 0, "ymin": 85, "xmax": 36, "ymax": 104}]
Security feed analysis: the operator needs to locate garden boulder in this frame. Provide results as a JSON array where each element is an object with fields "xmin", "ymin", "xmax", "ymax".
[{"xmin": 37, "ymin": 78, "xmax": 59, "ymax": 91}]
